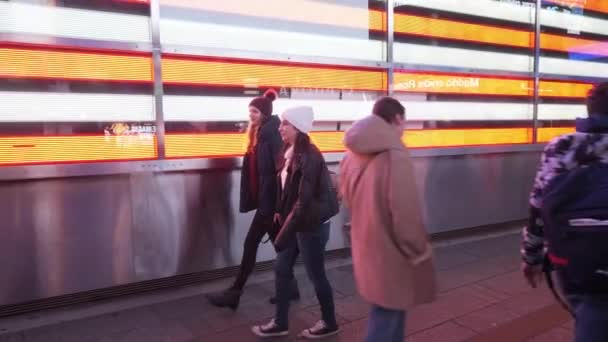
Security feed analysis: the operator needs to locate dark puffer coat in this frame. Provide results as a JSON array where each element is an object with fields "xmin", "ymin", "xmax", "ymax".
[
  {"xmin": 273, "ymin": 141, "xmax": 339, "ymax": 251},
  {"xmin": 239, "ymin": 115, "xmax": 282, "ymax": 217}
]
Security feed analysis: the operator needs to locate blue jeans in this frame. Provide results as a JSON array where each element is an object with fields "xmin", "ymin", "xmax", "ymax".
[
  {"xmin": 366, "ymin": 304, "xmax": 406, "ymax": 342},
  {"xmin": 569, "ymin": 295, "xmax": 608, "ymax": 342},
  {"xmin": 274, "ymin": 222, "xmax": 336, "ymax": 329}
]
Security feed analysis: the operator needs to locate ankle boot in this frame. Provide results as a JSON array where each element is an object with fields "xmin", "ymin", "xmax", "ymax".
[{"xmin": 205, "ymin": 288, "xmax": 242, "ymax": 310}]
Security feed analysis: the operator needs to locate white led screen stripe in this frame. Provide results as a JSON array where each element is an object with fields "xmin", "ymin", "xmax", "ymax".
[
  {"xmin": 394, "ymin": 43, "xmax": 608, "ymax": 77},
  {"xmin": 394, "ymin": 43, "xmax": 533, "ymax": 72},
  {"xmin": 0, "ymin": 93, "xmax": 155, "ymax": 122},
  {"xmin": 0, "ymin": 2, "xmax": 151, "ymax": 43},
  {"xmin": 159, "ymin": 20, "xmax": 384, "ymax": 61},
  {"xmin": 163, "ymin": 96, "xmax": 585, "ymax": 122},
  {"xmin": 160, "ymin": 0, "xmax": 377, "ymax": 31}
]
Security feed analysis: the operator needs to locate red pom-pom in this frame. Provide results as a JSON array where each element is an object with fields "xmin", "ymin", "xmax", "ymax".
[{"xmin": 264, "ymin": 88, "xmax": 278, "ymax": 102}]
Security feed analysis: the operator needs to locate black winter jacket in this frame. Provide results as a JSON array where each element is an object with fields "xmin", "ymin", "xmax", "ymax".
[
  {"xmin": 273, "ymin": 142, "xmax": 339, "ymax": 251},
  {"xmin": 239, "ymin": 116, "xmax": 283, "ymax": 216}
]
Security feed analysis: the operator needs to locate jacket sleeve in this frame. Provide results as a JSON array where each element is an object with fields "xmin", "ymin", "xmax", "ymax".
[
  {"xmin": 274, "ymin": 155, "xmax": 320, "ymax": 250},
  {"xmin": 338, "ymin": 157, "xmax": 349, "ymax": 208},
  {"xmin": 387, "ymin": 150, "xmax": 432, "ymax": 265},
  {"xmin": 521, "ymin": 140, "xmax": 561, "ymax": 265},
  {"xmin": 256, "ymin": 134, "xmax": 282, "ymax": 216},
  {"xmin": 329, "ymin": 170, "xmax": 341, "ymax": 205}
]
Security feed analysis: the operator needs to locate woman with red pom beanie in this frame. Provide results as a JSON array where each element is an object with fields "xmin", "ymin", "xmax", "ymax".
[{"xmin": 206, "ymin": 89, "xmax": 299, "ymax": 310}]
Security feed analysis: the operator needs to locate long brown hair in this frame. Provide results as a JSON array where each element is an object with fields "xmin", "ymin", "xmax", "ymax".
[
  {"xmin": 246, "ymin": 120, "xmax": 260, "ymax": 153},
  {"xmin": 281, "ymin": 131, "xmax": 311, "ymax": 170}
]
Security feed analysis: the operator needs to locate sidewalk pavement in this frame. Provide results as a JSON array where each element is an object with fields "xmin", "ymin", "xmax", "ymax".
[{"xmin": 0, "ymin": 231, "xmax": 573, "ymax": 342}]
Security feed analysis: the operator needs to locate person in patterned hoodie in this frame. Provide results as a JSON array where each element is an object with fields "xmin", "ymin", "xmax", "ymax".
[{"xmin": 521, "ymin": 82, "xmax": 608, "ymax": 341}]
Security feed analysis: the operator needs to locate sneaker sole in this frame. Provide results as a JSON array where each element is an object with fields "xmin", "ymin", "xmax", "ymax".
[
  {"xmin": 251, "ymin": 326, "xmax": 289, "ymax": 338},
  {"xmin": 299, "ymin": 328, "xmax": 340, "ymax": 339}
]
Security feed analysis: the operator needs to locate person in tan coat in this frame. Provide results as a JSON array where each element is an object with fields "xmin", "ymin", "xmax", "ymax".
[{"xmin": 339, "ymin": 97, "xmax": 437, "ymax": 342}]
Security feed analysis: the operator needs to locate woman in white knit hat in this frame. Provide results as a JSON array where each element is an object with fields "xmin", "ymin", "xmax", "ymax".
[{"xmin": 252, "ymin": 106, "xmax": 340, "ymax": 339}]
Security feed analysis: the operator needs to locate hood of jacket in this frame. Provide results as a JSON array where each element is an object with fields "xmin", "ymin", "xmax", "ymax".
[
  {"xmin": 344, "ymin": 114, "xmax": 404, "ymax": 155},
  {"xmin": 576, "ymin": 114, "xmax": 608, "ymax": 134}
]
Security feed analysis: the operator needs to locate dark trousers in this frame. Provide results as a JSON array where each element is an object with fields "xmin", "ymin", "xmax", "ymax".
[
  {"xmin": 274, "ymin": 222, "xmax": 336, "ymax": 329},
  {"xmin": 232, "ymin": 211, "xmax": 271, "ymax": 290},
  {"xmin": 366, "ymin": 304, "xmax": 406, "ymax": 342},
  {"xmin": 569, "ymin": 295, "xmax": 608, "ymax": 342}
]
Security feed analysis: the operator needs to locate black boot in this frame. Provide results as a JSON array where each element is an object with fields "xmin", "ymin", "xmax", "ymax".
[{"xmin": 205, "ymin": 288, "xmax": 242, "ymax": 310}]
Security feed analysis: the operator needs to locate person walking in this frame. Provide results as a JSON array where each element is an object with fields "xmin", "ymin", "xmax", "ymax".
[
  {"xmin": 340, "ymin": 97, "xmax": 437, "ymax": 342},
  {"xmin": 206, "ymin": 89, "xmax": 299, "ymax": 310},
  {"xmin": 251, "ymin": 106, "xmax": 340, "ymax": 339}
]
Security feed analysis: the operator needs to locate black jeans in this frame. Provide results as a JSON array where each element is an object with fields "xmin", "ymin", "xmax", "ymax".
[
  {"xmin": 232, "ymin": 211, "xmax": 271, "ymax": 290},
  {"xmin": 274, "ymin": 222, "xmax": 336, "ymax": 329}
]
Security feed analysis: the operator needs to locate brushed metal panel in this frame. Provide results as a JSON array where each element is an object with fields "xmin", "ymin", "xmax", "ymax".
[
  {"xmin": 0, "ymin": 176, "xmax": 134, "ymax": 305},
  {"xmin": 0, "ymin": 151, "xmax": 542, "ymax": 307},
  {"xmin": 413, "ymin": 152, "xmax": 539, "ymax": 233}
]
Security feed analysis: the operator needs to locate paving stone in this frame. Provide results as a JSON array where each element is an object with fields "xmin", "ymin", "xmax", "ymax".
[
  {"xmin": 477, "ymin": 270, "xmax": 533, "ymax": 297},
  {"xmin": 0, "ymin": 234, "xmax": 578, "ymax": 342},
  {"xmin": 239, "ymin": 283, "xmax": 274, "ymax": 304},
  {"xmin": 499, "ymin": 288, "xmax": 556, "ymax": 317},
  {"xmin": 333, "ymin": 295, "xmax": 370, "ymax": 322},
  {"xmin": 459, "ymin": 234, "xmax": 520, "ymax": 258},
  {"xmin": 406, "ymin": 283, "xmax": 500, "ymax": 335},
  {"xmin": 408, "ymin": 321, "xmax": 476, "ymax": 342},
  {"xmin": 23, "ymin": 323, "xmax": 98, "ymax": 342},
  {"xmin": 433, "ymin": 246, "xmax": 480, "ymax": 271},
  {"xmin": 406, "ymin": 303, "xmax": 455, "ymax": 335},
  {"xmin": 435, "ymin": 284, "xmax": 500, "ymax": 317},
  {"xmin": 326, "ymin": 270, "xmax": 357, "ymax": 297},
  {"xmin": 527, "ymin": 327, "xmax": 574, "ymax": 342},
  {"xmin": 436, "ymin": 258, "xmax": 512, "ymax": 293},
  {"xmin": 107, "ymin": 307, "xmax": 164, "ymax": 332},
  {"xmin": 179, "ymin": 315, "xmax": 214, "ymax": 337},
  {"xmin": 329, "ymin": 319, "xmax": 368, "ymax": 342},
  {"xmin": 454, "ymin": 303, "xmax": 520, "ymax": 332},
  {"xmin": 96, "ymin": 328, "xmax": 162, "ymax": 342},
  {"xmin": 148, "ymin": 296, "xmax": 211, "ymax": 321},
  {"xmin": 0, "ymin": 333, "xmax": 24, "ymax": 342},
  {"xmin": 561, "ymin": 320, "xmax": 574, "ymax": 331}
]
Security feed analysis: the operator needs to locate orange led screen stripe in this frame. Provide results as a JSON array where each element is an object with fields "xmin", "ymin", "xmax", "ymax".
[
  {"xmin": 0, "ymin": 136, "xmax": 157, "ymax": 165},
  {"xmin": 539, "ymin": 80, "xmax": 592, "ymax": 98},
  {"xmin": 394, "ymin": 14, "xmax": 605, "ymax": 55},
  {"xmin": 538, "ymin": 127, "xmax": 575, "ymax": 143},
  {"xmin": 166, "ymin": 128, "xmax": 577, "ymax": 158},
  {"xmin": 541, "ymin": 34, "xmax": 605, "ymax": 55},
  {"xmin": 0, "ymin": 47, "xmax": 153, "ymax": 82},
  {"xmin": 162, "ymin": 57, "xmax": 387, "ymax": 91},
  {"xmin": 394, "ymin": 72, "xmax": 591, "ymax": 98},
  {"xmin": 0, "ymin": 128, "xmax": 568, "ymax": 165},
  {"xmin": 394, "ymin": 13, "xmax": 533, "ymax": 48},
  {"xmin": 394, "ymin": 73, "xmax": 534, "ymax": 96}
]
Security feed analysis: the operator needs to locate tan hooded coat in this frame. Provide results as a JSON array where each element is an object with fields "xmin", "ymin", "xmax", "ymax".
[{"xmin": 339, "ymin": 115, "xmax": 436, "ymax": 310}]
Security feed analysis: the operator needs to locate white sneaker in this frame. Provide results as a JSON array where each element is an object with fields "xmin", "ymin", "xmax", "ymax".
[
  {"xmin": 251, "ymin": 318, "xmax": 289, "ymax": 338},
  {"xmin": 299, "ymin": 320, "xmax": 340, "ymax": 339}
]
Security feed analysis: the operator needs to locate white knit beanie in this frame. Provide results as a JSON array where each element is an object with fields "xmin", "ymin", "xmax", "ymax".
[{"xmin": 280, "ymin": 106, "xmax": 314, "ymax": 134}]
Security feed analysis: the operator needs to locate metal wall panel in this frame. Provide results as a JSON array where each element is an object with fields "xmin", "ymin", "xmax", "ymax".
[
  {"xmin": 0, "ymin": 151, "xmax": 538, "ymax": 306},
  {"xmin": 0, "ymin": 175, "xmax": 134, "ymax": 305}
]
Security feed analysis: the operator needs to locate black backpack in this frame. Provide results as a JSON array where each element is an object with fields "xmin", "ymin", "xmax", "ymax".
[{"xmin": 541, "ymin": 162, "xmax": 608, "ymax": 295}]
